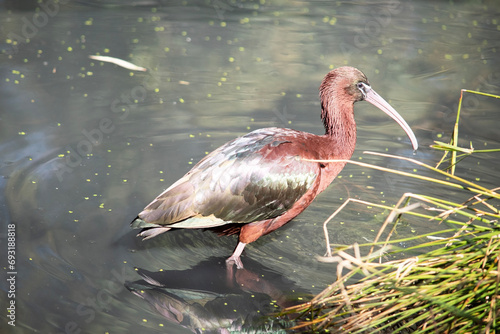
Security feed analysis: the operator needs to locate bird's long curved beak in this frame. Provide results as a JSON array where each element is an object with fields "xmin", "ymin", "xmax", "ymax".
[{"xmin": 365, "ymin": 88, "xmax": 418, "ymax": 151}]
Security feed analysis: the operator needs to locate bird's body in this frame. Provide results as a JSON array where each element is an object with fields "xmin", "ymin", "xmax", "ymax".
[{"xmin": 132, "ymin": 66, "xmax": 418, "ymax": 269}]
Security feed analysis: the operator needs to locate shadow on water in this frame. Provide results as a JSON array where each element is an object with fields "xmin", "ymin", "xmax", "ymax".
[{"xmin": 126, "ymin": 257, "xmax": 309, "ymax": 333}]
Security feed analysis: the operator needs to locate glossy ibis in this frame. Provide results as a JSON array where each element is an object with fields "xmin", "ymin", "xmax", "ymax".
[{"xmin": 131, "ymin": 66, "xmax": 418, "ymax": 269}]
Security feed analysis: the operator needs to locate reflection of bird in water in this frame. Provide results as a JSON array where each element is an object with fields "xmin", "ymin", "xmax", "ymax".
[
  {"xmin": 131, "ymin": 67, "xmax": 418, "ymax": 269},
  {"xmin": 125, "ymin": 257, "xmax": 309, "ymax": 333}
]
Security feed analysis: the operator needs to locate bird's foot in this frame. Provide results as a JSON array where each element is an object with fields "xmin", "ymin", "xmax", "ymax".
[
  {"xmin": 226, "ymin": 242, "xmax": 247, "ymax": 270},
  {"xmin": 226, "ymin": 255, "xmax": 244, "ymax": 270}
]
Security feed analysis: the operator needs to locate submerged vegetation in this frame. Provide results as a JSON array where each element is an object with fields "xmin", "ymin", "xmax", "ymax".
[{"xmin": 283, "ymin": 90, "xmax": 500, "ymax": 333}]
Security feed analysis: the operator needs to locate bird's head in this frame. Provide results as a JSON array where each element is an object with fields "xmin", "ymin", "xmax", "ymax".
[{"xmin": 320, "ymin": 66, "xmax": 418, "ymax": 151}]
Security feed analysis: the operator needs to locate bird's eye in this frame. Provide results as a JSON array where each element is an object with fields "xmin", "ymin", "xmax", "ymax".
[{"xmin": 356, "ymin": 82, "xmax": 369, "ymax": 99}]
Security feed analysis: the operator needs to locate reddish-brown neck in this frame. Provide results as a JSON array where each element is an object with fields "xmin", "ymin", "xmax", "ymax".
[{"xmin": 320, "ymin": 87, "xmax": 357, "ymax": 159}]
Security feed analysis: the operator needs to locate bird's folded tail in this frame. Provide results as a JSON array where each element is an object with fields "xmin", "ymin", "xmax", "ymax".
[{"xmin": 131, "ymin": 217, "xmax": 172, "ymax": 240}]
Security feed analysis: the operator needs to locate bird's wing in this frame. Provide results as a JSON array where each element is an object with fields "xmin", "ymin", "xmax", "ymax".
[{"xmin": 136, "ymin": 128, "xmax": 321, "ymax": 229}]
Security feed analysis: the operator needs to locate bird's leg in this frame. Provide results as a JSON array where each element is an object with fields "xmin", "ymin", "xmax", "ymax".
[{"xmin": 226, "ymin": 242, "xmax": 247, "ymax": 269}]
